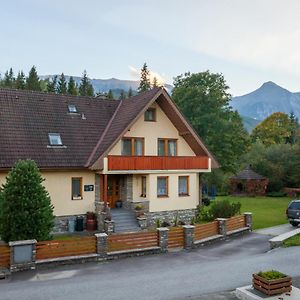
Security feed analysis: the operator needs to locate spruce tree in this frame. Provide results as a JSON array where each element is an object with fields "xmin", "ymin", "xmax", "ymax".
[
  {"xmin": 107, "ymin": 89, "xmax": 114, "ymax": 99},
  {"xmin": 67, "ymin": 76, "xmax": 77, "ymax": 95},
  {"xmin": 128, "ymin": 87, "xmax": 133, "ymax": 98},
  {"xmin": 152, "ymin": 76, "xmax": 158, "ymax": 87},
  {"xmin": 47, "ymin": 75, "xmax": 58, "ymax": 93},
  {"xmin": 4, "ymin": 68, "xmax": 15, "ymax": 88},
  {"xmin": 79, "ymin": 70, "xmax": 94, "ymax": 96},
  {"xmin": 138, "ymin": 63, "xmax": 151, "ymax": 93},
  {"xmin": 119, "ymin": 89, "xmax": 126, "ymax": 100},
  {"xmin": 26, "ymin": 66, "xmax": 41, "ymax": 91},
  {"xmin": 15, "ymin": 71, "xmax": 26, "ymax": 89},
  {"xmin": 0, "ymin": 160, "xmax": 54, "ymax": 242},
  {"xmin": 57, "ymin": 73, "xmax": 67, "ymax": 94}
]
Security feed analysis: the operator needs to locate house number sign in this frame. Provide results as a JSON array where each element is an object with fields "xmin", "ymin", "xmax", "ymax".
[{"xmin": 84, "ymin": 185, "xmax": 94, "ymax": 192}]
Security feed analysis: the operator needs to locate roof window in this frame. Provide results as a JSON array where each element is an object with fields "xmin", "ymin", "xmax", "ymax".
[
  {"xmin": 48, "ymin": 133, "xmax": 63, "ymax": 146},
  {"xmin": 68, "ymin": 104, "xmax": 78, "ymax": 113}
]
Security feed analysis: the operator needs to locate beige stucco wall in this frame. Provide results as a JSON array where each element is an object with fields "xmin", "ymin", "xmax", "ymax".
[
  {"xmin": 131, "ymin": 173, "xmax": 199, "ymax": 212},
  {"xmin": 109, "ymin": 102, "xmax": 196, "ymax": 156},
  {"xmin": 0, "ymin": 171, "xmax": 96, "ymax": 216}
]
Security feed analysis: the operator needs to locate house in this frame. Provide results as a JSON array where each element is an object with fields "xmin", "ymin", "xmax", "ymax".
[
  {"xmin": 0, "ymin": 87, "xmax": 218, "ymax": 232},
  {"xmin": 230, "ymin": 166, "xmax": 268, "ymax": 196}
]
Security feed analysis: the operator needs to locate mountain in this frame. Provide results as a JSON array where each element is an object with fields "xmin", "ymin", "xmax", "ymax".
[
  {"xmin": 231, "ymin": 81, "xmax": 300, "ymax": 122},
  {"xmin": 40, "ymin": 75, "xmax": 173, "ymax": 95},
  {"xmin": 241, "ymin": 115, "xmax": 261, "ymax": 132}
]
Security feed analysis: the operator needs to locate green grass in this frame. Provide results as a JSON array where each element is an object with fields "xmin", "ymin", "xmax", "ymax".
[
  {"xmin": 216, "ymin": 196, "xmax": 291, "ymax": 230},
  {"xmin": 283, "ymin": 234, "xmax": 300, "ymax": 247}
]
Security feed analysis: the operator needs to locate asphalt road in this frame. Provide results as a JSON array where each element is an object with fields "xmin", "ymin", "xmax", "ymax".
[{"xmin": 1, "ymin": 232, "xmax": 300, "ymax": 300}]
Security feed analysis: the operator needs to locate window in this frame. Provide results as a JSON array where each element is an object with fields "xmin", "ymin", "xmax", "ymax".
[
  {"xmin": 68, "ymin": 104, "xmax": 77, "ymax": 113},
  {"xmin": 157, "ymin": 139, "xmax": 177, "ymax": 156},
  {"xmin": 178, "ymin": 176, "xmax": 189, "ymax": 196},
  {"xmin": 144, "ymin": 108, "xmax": 156, "ymax": 121},
  {"xmin": 48, "ymin": 133, "xmax": 63, "ymax": 146},
  {"xmin": 141, "ymin": 176, "xmax": 147, "ymax": 197},
  {"xmin": 72, "ymin": 177, "xmax": 82, "ymax": 200},
  {"xmin": 157, "ymin": 176, "xmax": 168, "ymax": 197},
  {"xmin": 121, "ymin": 137, "xmax": 144, "ymax": 156}
]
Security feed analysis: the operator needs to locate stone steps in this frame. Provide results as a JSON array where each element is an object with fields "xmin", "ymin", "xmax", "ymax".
[{"xmin": 111, "ymin": 209, "xmax": 141, "ymax": 233}]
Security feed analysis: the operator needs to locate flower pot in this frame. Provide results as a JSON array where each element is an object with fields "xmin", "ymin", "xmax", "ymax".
[
  {"xmin": 115, "ymin": 200, "xmax": 122, "ymax": 208},
  {"xmin": 252, "ymin": 273, "xmax": 292, "ymax": 296}
]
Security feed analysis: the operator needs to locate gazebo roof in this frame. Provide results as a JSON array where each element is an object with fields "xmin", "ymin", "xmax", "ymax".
[{"xmin": 230, "ymin": 166, "xmax": 266, "ymax": 180}]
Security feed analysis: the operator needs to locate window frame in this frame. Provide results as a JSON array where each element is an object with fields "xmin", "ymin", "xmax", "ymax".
[
  {"xmin": 144, "ymin": 108, "xmax": 156, "ymax": 122},
  {"xmin": 178, "ymin": 176, "xmax": 189, "ymax": 196},
  {"xmin": 157, "ymin": 138, "xmax": 177, "ymax": 156},
  {"xmin": 121, "ymin": 137, "xmax": 144, "ymax": 156},
  {"xmin": 68, "ymin": 104, "xmax": 78, "ymax": 113},
  {"xmin": 141, "ymin": 176, "xmax": 147, "ymax": 197},
  {"xmin": 48, "ymin": 133, "xmax": 63, "ymax": 146},
  {"xmin": 72, "ymin": 177, "xmax": 83, "ymax": 200},
  {"xmin": 157, "ymin": 176, "xmax": 169, "ymax": 198}
]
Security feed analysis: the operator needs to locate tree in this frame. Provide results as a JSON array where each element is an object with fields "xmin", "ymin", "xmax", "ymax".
[
  {"xmin": 78, "ymin": 70, "xmax": 94, "ymax": 96},
  {"xmin": 128, "ymin": 87, "xmax": 133, "ymax": 98},
  {"xmin": 47, "ymin": 75, "xmax": 58, "ymax": 93},
  {"xmin": 138, "ymin": 63, "xmax": 151, "ymax": 93},
  {"xmin": 107, "ymin": 89, "xmax": 114, "ymax": 99},
  {"xmin": 172, "ymin": 71, "xmax": 249, "ymax": 173},
  {"xmin": 251, "ymin": 112, "xmax": 294, "ymax": 146},
  {"xmin": 152, "ymin": 76, "xmax": 158, "ymax": 88},
  {"xmin": 119, "ymin": 89, "xmax": 126, "ymax": 100},
  {"xmin": 57, "ymin": 73, "xmax": 67, "ymax": 94},
  {"xmin": 15, "ymin": 71, "xmax": 26, "ymax": 89},
  {"xmin": 287, "ymin": 112, "xmax": 300, "ymax": 144},
  {"xmin": 67, "ymin": 76, "xmax": 77, "ymax": 95},
  {"xmin": 0, "ymin": 160, "xmax": 54, "ymax": 242},
  {"xmin": 3, "ymin": 68, "xmax": 15, "ymax": 88},
  {"xmin": 26, "ymin": 66, "xmax": 41, "ymax": 91}
]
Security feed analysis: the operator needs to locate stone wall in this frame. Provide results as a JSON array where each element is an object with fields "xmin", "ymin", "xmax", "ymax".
[
  {"xmin": 53, "ymin": 214, "xmax": 87, "ymax": 233},
  {"xmin": 145, "ymin": 209, "xmax": 197, "ymax": 227}
]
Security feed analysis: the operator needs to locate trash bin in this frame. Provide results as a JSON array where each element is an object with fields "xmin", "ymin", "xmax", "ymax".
[
  {"xmin": 75, "ymin": 216, "xmax": 84, "ymax": 231},
  {"xmin": 68, "ymin": 218, "xmax": 75, "ymax": 233}
]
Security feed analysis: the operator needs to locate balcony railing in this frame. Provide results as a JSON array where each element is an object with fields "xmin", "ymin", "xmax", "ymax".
[{"xmin": 107, "ymin": 155, "xmax": 209, "ymax": 171}]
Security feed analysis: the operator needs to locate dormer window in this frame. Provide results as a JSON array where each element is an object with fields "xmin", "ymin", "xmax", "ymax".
[
  {"xmin": 144, "ymin": 108, "xmax": 156, "ymax": 121},
  {"xmin": 48, "ymin": 133, "xmax": 63, "ymax": 146},
  {"xmin": 68, "ymin": 104, "xmax": 77, "ymax": 113}
]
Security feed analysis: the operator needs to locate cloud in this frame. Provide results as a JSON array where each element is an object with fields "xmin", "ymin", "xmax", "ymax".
[{"xmin": 128, "ymin": 65, "xmax": 166, "ymax": 85}]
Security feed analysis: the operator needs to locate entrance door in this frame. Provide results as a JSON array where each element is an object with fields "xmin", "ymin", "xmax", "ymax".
[{"xmin": 107, "ymin": 176, "xmax": 120, "ymax": 208}]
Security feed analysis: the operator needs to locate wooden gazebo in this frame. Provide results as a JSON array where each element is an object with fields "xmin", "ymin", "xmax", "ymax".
[{"xmin": 230, "ymin": 166, "xmax": 268, "ymax": 196}]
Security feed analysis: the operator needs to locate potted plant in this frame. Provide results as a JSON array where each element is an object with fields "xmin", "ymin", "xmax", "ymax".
[
  {"xmin": 134, "ymin": 204, "xmax": 144, "ymax": 217},
  {"xmin": 115, "ymin": 200, "xmax": 122, "ymax": 208},
  {"xmin": 252, "ymin": 270, "xmax": 292, "ymax": 296}
]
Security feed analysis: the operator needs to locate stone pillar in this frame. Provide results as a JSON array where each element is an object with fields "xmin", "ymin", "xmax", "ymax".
[
  {"xmin": 137, "ymin": 216, "xmax": 147, "ymax": 230},
  {"xmin": 9, "ymin": 240, "xmax": 37, "ymax": 272},
  {"xmin": 104, "ymin": 220, "xmax": 115, "ymax": 234},
  {"xmin": 157, "ymin": 227, "xmax": 169, "ymax": 253},
  {"xmin": 216, "ymin": 218, "xmax": 227, "ymax": 238},
  {"xmin": 244, "ymin": 212, "xmax": 253, "ymax": 231},
  {"xmin": 95, "ymin": 233, "xmax": 108, "ymax": 259},
  {"xmin": 183, "ymin": 225, "xmax": 195, "ymax": 250}
]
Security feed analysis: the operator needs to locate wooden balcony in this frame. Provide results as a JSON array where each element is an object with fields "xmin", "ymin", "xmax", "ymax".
[{"xmin": 107, "ymin": 155, "xmax": 209, "ymax": 171}]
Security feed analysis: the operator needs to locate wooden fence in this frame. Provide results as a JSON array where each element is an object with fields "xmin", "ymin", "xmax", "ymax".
[
  {"xmin": 107, "ymin": 231, "xmax": 158, "ymax": 252},
  {"xmin": 168, "ymin": 227, "xmax": 184, "ymax": 248},
  {"xmin": 36, "ymin": 236, "xmax": 97, "ymax": 260},
  {"xmin": 226, "ymin": 215, "xmax": 246, "ymax": 232},
  {"xmin": 194, "ymin": 221, "xmax": 219, "ymax": 241},
  {"xmin": 0, "ymin": 245, "xmax": 10, "ymax": 268}
]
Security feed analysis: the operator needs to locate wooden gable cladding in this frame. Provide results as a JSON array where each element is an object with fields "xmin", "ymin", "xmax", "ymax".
[{"xmin": 107, "ymin": 155, "xmax": 209, "ymax": 171}]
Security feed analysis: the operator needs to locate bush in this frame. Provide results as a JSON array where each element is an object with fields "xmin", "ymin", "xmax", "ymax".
[
  {"xmin": 202, "ymin": 196, "xmax": 210, "ymax": 206},
  {"xmin": 266, "ymin": 191, "xmax": 287, "ymax": 197},
  {"xmin": 0, "ymin": 160, "xmax": 54, "ymax": 242}
]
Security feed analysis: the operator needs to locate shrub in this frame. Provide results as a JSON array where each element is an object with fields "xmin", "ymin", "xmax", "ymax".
[
  {"xmin": 135, "ymin": 204, "xmax": 143, "ymax": 211},
  {"xmin": 257, "ymin": 270, "xmax": 286, "ymax": 280},
  {"xmin": 266, "ymin": 191, "xmax": 287, "ymax": 197},
  {"xmin": 0, "ymin": 160, "xmax": 54, "ymax": 242},
  {"xmin": 202, "ymin": 196, "xmax": 210, "ymax": 206}
]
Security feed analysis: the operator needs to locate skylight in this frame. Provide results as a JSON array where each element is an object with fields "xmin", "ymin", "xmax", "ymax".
[
  {"xmin": 48, "ymin": 133, "xmax": 63, "ymax": 146},
  {"xmin": 68, "ymin": 104, "xmax": 77, "ymax": 113}
]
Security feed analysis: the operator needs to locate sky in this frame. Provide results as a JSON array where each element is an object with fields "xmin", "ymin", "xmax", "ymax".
[{"xmin": 1, "ymin": 0, "xmax": 300, "ymax": 96}]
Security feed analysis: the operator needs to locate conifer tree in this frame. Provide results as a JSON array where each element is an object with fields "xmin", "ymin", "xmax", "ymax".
[
  {"xmin": 47, "ymin": 75, "xmax": 58, "ymax": 93},
  {"xmin": 0, "ymin": 160, "xmax": 54, "ymax": 242},
  {"xmin": 152, "ymin": 76, "xmax": 158, "ymax": 87},
  {"xmin": 79, "ymin": 70, "xmax": 94, "ymax": 96},
  {"xmin": 15, "ymin": 71, "xmax": 26, "ymax": 89},
  {"xmin": 4, "ymin": 68, "xmax": 15, "ymax": 88},
  {"xmin": 107, "ymin": 89, "xmax": 114, "ymax": 99},
  {"xmin": 26, "ymin": 66, "xmax": 41, "ymax": 91},
  {"xmin": 138, "ymin": 63, "xmax": 151, "ymax": 93},
  {"xmin": 128, "ymin": 87, "xmax": 133, "ymax": 98},
  {"xmin": 119, "ymin": 90, "xmax": 126, "ymax": 100},
  {"xmin": 57, "ymin": 73, "xmax": 67, "ymax": 94},
  {"xmin": 67, "ymin": 76, "xmax": 77, "ymax": 95}
]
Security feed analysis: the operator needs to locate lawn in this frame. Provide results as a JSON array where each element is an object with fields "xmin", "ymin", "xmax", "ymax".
[
  {"xmin": 283, "ymin": 234, "xmax": 300, "ymax": 247},
  {"xmin": 216, "ymin": 196, "xmax": 291, "ymax": 230}
]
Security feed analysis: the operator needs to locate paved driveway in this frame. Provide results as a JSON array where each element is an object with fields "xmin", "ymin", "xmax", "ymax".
[
  {"xmin": 1, "ymin": 232, "xmax": 300, "ymax": 300},
  {"xmin": 255, "ymin": 223, "xmax": 295, "ymax": 236}
]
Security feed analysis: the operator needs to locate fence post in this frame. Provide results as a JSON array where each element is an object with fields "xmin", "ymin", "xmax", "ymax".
[
  {"xmin": 244, "ymin": 212, "xmax": 253, "ymax": 231},
  {"xmin": 9, "ymin": 239, "xmax": 37, "ymax": 272},
  {"xmin": 216, "ymin": 218, "xmax": 227, "ymax": 238},
  {"xmin": 183, "ymin": 225, "xmax": 195, "ymax": 250},
  {"xmin": 157, "ymin": 228, "xmax": 169, "ymax": 253},
  {"xmin": 95, "ymin": 233, "xmax": 108, "ymax": 259}
]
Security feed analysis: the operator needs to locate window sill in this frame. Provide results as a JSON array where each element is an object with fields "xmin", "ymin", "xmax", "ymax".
[
  {"xmin": 47, "ymin": 145, "xmax": 67, "ymax": 149},
  {"xmin": 72, "ymin": 197, "xmax": 83, "ymax": 200},
  {"xmin": 157, "ymin": 195, "xmax": 169, "ymax": 198},
  {"xmin": 179, "ymin": 194, "xmax": 190, "ymax": 197}
]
